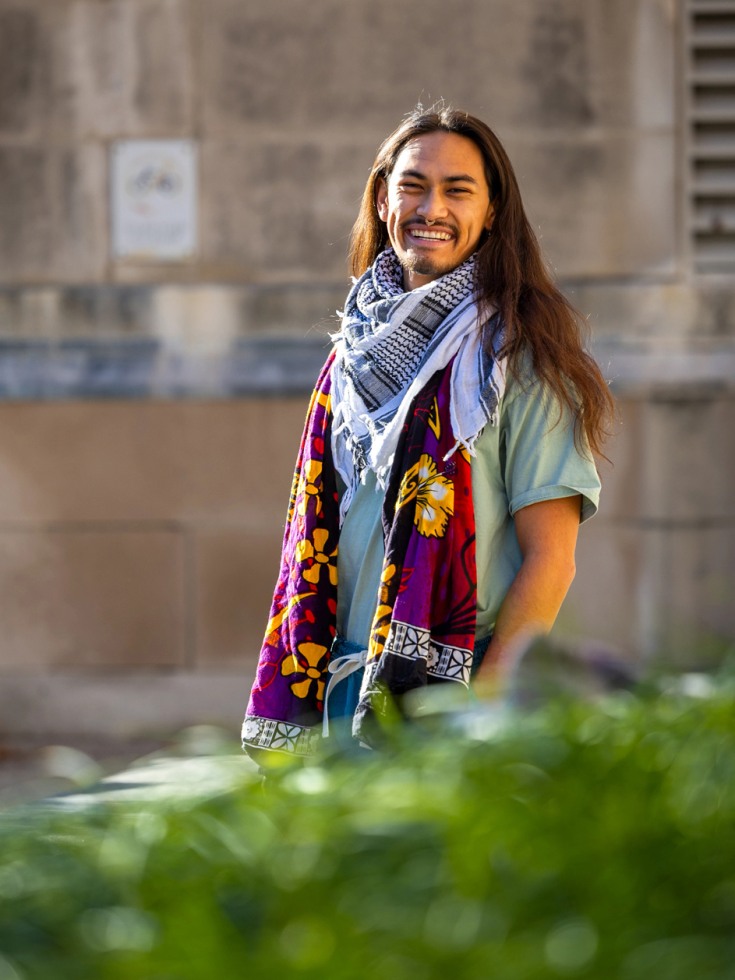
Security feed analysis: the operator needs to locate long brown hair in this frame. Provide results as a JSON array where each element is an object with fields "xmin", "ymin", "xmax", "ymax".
[{"xmin": 349, "ymin": 104, "xmax": 614, "ymax": 457}]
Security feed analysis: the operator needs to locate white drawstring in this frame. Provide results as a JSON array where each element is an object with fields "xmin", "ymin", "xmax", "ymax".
[{"xmin": 322, "ymin": 648, "xmax": 368, "ymax": 736}]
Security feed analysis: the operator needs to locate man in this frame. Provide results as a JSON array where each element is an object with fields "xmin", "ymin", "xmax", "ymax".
[{"xmin": 242, "ymin": 105, "xmax": 613, "ymax": 756}]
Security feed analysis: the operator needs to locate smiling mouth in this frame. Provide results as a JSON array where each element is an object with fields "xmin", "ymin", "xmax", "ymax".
[{"xmin": 406, "ymin": 227, "xmax": 454, "ymax": 242}]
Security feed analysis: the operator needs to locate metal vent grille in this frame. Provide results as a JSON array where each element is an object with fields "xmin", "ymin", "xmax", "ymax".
[{"xmin": 686, "ymin": 0, "xmax": 735, "ymax": 272}]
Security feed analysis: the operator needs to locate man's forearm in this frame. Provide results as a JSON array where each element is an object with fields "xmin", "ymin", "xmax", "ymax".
[
  {"xmin": 476, "ymin": 552, "xmax": 576, "ymax": 688},
  {"xmin": 476, "ymin": 496, "xmax": 582, "ymax": 690}
]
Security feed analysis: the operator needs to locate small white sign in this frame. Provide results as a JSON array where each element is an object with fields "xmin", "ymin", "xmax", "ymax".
[{"xmin": 111, "ymin": 140, "xmax": 198, "ymax": 261}]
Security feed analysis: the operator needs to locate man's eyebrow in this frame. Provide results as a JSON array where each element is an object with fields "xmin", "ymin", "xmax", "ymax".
[
  {"xmin": 398, "ymin": 170, "xmax": 479, "ymax": 187},
  {"xmin": 445, "ymin": 173, "xmax": 479, "ymax": 185},
  {"xmin": 396, "ymin": 169, "xmax": 480, "ymax": 185}
]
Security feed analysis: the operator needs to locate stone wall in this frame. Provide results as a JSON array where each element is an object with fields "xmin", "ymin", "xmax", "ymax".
[
  {"xmin": 0, "ymin": 0, "xmax": 733, "ymax": 739},
  {"xmin": 0, "ymin": 0, "xmax": 680, "ymax": 335},
  {"xmin": 0, "ymin": 398, "xmax": 305, "ymax": 736}
]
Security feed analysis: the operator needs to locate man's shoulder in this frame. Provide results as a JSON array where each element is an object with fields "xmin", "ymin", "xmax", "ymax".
[{"xmin": 501, "ymin": 347, "xmax": 540, "ymax": 406}]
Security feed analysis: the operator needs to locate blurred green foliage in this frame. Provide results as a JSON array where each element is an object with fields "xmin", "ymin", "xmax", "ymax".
[{"xmin": 1, "ymin": 675, "xmax": 735, "ymax": 980}]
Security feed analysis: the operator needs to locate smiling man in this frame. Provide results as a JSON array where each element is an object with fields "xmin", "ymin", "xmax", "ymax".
[{"xmin": 242, "ymin": 105, "xmax": 614, "ymax": 756}]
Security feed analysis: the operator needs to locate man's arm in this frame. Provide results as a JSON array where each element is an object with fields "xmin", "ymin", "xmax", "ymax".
[{"xmin": 475, "ymin": 494, "xmax": 581, "ymax": 691}]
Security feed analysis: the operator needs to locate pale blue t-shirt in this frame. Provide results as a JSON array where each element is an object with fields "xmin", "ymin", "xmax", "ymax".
[{"xmin": 336, "ymin": 367, "xmax": 601, "ymax": 648}]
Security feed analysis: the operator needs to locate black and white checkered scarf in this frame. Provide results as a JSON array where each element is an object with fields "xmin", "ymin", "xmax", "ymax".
[{"xmin": 331, "ymin": 247, "xmax": 506, "ymax": 521}]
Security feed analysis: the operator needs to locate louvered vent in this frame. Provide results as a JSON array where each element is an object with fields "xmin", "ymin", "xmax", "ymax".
[{"xmin": 687, "ymin": 0, "xmax": 735, "ymax": 272}]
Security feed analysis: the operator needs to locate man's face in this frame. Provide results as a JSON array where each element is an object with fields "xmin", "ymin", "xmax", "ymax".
[{"xmin": 375, "ymin": 130, "xmax": 495, "ymax": 291}]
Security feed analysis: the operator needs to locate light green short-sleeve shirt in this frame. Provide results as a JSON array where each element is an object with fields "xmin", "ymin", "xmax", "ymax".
[{"xmin": 336, "ymin": 367, "xmax": 601, "ymax": 648}]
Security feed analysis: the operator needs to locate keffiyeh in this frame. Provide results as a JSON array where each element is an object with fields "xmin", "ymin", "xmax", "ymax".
[{"xmin": 331, "ymin": 248, "xmax": 506, "ymax": 520}]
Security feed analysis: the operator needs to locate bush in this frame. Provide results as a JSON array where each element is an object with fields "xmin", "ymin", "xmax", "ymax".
[{"xmin": 1, "ymin": 676, "xmax": 734, "ymax": 979}]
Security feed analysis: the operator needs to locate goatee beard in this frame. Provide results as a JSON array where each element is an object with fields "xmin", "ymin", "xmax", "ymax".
[{"xmin": 403, "ymin": 255, "xmax": 445, "ymax": 278}]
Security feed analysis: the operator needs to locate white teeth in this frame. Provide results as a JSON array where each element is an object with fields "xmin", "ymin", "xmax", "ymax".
[{"xmin": 412, "ymin": 230, "xmax": 452, "ymax": 241}]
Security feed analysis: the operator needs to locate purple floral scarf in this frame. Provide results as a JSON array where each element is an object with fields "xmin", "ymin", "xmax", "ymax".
[{"xmin": 242, "ymin": 353, "xmax": 477, "ymax": 754}]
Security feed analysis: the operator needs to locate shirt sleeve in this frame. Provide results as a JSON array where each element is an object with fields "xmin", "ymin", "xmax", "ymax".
[{"xmin": 499, "ymin": 375, "xmax": 601, "ymax": 524}]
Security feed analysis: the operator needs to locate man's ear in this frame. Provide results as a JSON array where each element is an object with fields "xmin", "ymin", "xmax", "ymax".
[
  {"xmin": 375, "ymin": 178, "xmax": 389, "ymax": 221},
  {"xmin": 484, "ymin": 201, "xmax": 496, "ymax": 231}
]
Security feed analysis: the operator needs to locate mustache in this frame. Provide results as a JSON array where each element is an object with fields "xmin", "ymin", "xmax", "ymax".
[{"xmin": 402, "ymin": 218, "xmax": 457, "ymax": 234}]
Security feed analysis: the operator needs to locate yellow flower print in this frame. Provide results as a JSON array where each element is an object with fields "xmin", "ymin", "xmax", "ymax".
[
  {"xmin": 296, "ymin": 460, "xmax": 323, "ymax": 517},
  {"xmin": 428, "ymin": 396, "xmax": 441, "ymax": 439},
  {"xmin": 368, "ymin": 563, "xmax": 396, "ymax": 662},
  {"xmin": 397, "ymin": 453, "xmax": 454, "ymax": 538},
  {"xmin": 281, "ymin": 641, "xmax": 328, "ymax": 701},
  {"xmin": 295, "ymin": 528, "xmax": 338, "ymax": 586},
  {"xmin": 286, "ymin": 468, "xmax": 300, "ymax": 524}
]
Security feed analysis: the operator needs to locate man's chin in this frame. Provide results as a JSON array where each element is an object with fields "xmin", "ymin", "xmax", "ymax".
[{"xmin": 402, "ymin": 254, "xmax": 453, "ymax": 279}]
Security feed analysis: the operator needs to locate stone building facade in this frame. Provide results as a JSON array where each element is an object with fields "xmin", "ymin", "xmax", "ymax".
[{"xmin": 0, "ymin": 0, "xmax": 732, "ymax": 739}]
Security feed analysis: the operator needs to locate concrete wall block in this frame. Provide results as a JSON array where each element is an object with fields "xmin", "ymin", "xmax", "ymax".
[
  {"xmin": 596, "ymin": 399, "xmax": 642, "ymax": 522},
  {"xmin": 557, "ymin": 519, "xmax": 643, "ymax": 659},
  {"xmin": 571, "ymin": 282, "xmax": 701, "ymax": 344},
  {"xmin": 573, "ymin": 279, "xmax": 735, "ymax": 346},
  {"xmin": 0, "ymin": 146, "xmax": 53, "ymax": 278},
  {"xmin": 68, "ymin": 0, "xmax": 194, "ymax": 137},
  {"xmin": 0, "ymin": 528, "xmax": 185, "ymax": 668},
  {"xmin": 0, "ymin": 2, "xmax": 112, "ymax": 142},
  {"xmin": 0, "ymin": 0, "xmax": 198, "ymax": 141},
  {"xmin": 587, "ymin": 0, "xmax": 676, "ymax": 129},
  {"xmin": 601, "ymin": 395, "xmax": 735, "ymax": 522},
  {"xmin": 634, "ymin": 524, "xmax": 735, "ymax": 664},
  {"xmin": 193, "ymin": 527, "xmax": 280, "ymax": 667},
  {"xmin": 0, "ymin": 143, "xmax": 106, "ymax": 283},
  {"xmin": 0, "ymin": 4, "xmax": 42, "ymax": 137},
  {"xmin": 0, "ymin": 672, "xmax": 252, "ymax": 739},
  {"xmin": 241, "ymin": 283, "xmax": 343, "ymax": 338},
  {"xmin": 55, "ymin": 142, "xmax": 108, "ymax": 280},
  {"xmin": 0, "ymin": 281, "xmax": 345, "ymax": 342},
  {"xmin": 199, "ymin": 0, "xmax": 499, "ymax": 135},
  {"xmin": 133, "ymin": 0, "xmax": 195, "ymax": 133},
  {"xmin": 640, "ymin": 397, "xmax": 735, "ymax": 522},
  {"xmin": 693, "ymin": 284, "xmax": 735, "ymax": 339},
  {"xmin": 50, "ymin": 285, "xmax": 154, "ymax": 338},
  {"xmin": 201, "ymin": 0, "xmax": 674, "ymax": 136},
  {"xmin": 201, "ymin": 0, "xmax": 338, "ymax": 133},
  {"xmin": 653, "ymin": 524, "xmax": 735, "ymax": 662},
  {"xmin": 0, "ymin": 288, "xmax": 60, "ymax": 338},
  {"xmin": 148, "ymin": 283, "xmax": 337, "ymax": 349},
  {"xmin": 511, "ymin": 132, "xmax": 676, "ymax": 279},
  {"xmin": 0, "ymin": 400, "xmax": 305, "ymax": 524},
  {"xmin": 201, "ymin": 139, "xmax": 372, "ymax": 278},
  {"xmin": 496, "ymin": 0, "xmax": 674, "ymax": 131},
  {"xmin": 560, "ymin": 517, "xmax": 735, "ymax": 663}
]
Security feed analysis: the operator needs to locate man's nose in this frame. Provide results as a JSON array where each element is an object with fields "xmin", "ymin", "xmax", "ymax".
[{"xmin": 416, "ymin": 190, "xmax": 448, "ymax": 221}]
